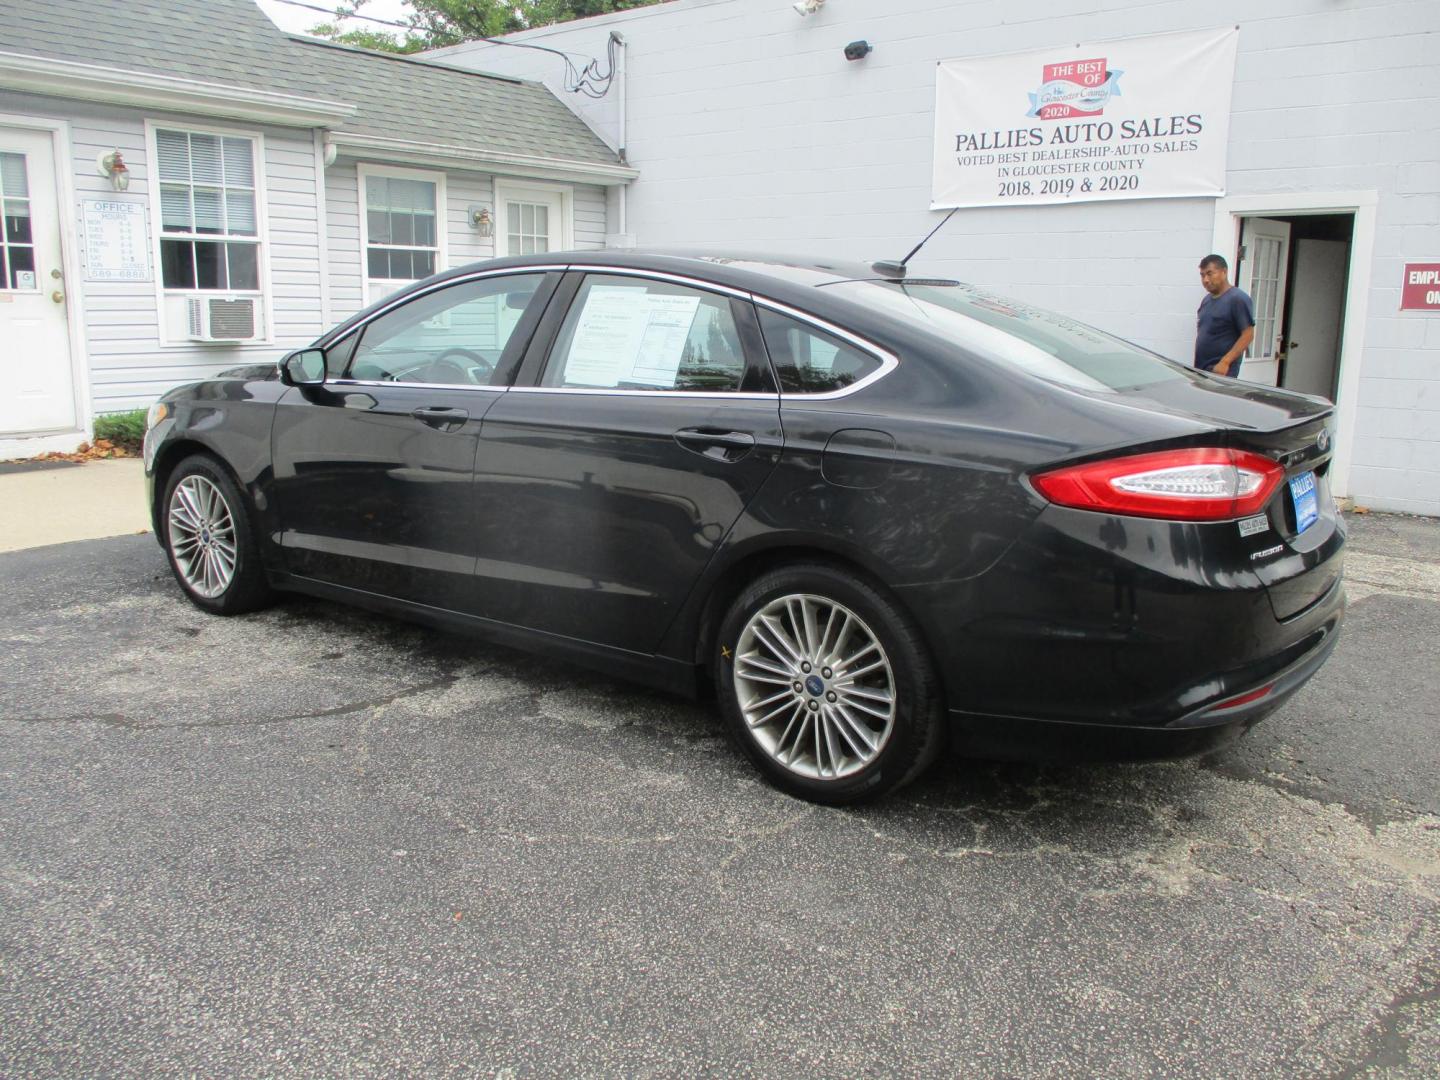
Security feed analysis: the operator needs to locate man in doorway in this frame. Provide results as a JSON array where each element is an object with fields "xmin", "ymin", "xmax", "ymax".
[{"xmin": 1195, "ymin": 254, "xmax": 1255, "ymax": 377}]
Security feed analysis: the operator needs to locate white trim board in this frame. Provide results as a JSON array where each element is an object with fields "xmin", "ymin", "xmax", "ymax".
[
  {"xmin": 1212, "ymin": 191, "xmax": 1379, "ymax": 501},
  {"xmin": 0, "ymin": 51, "xmax": 354, "ymax": 128},
  {"xmin": 0, "ymin": 110, "xmax": 92, "ymax": 447},
  {"xmin": 329, "ymin": 132, "xmax": 638, "ymax": 187}
]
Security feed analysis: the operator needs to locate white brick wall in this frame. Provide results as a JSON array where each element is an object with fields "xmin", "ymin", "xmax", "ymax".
[{"xmin": 440, "ymin": 0, "xmax": 1440, "ymax": 515}]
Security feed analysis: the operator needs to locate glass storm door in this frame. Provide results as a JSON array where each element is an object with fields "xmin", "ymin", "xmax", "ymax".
[
  {"xmin": 1237, "ymin": 216, "xmax": 1292, "ymax": 387},
  {"xmin": 0, "ymin": 128, "xmax": 75, "ymax": 435}
]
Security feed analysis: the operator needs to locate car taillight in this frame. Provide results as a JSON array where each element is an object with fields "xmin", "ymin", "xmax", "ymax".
[{"xmin": 1031, "ymin": 448, "xmax": 1285, "ymax": 521}]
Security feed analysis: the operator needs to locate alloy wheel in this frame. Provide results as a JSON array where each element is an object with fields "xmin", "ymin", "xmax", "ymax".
[
  {"xmin": 167, "ymin": 475, "xmax": 237, "ymax": 599},
  {"xmin": 732, "ymin": 593, "xmax": 897, "ymax": 780}
]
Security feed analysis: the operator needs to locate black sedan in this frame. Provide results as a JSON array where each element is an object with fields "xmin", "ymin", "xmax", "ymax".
[{"xmin": 144, "ymin": 251, "xmax": 1345, "ymax": 803}]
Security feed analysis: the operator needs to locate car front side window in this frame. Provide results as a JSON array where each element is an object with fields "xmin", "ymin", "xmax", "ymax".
[
  {"xmin": 347, "ymin": 273, "xmax": 544, "ymax": 386},
  {"xmin": 541, "ymin": 275, "xmax": 750, "ymax": 392}
]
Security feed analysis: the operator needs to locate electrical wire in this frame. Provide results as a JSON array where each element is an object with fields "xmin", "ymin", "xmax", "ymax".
[{"xmin": 270, "ymin": 0, "xmax": 618, "ymax": 96}]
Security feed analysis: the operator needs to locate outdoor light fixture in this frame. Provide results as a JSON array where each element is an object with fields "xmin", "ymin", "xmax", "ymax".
[
  {"xmin": 468, "ymin": 205, "xmax": 494, "ymax": 237},
  {"xmin": 97, "ymin": 149, "xmax": 130, "ymax": 191},
  {"xmin": 793, "ymin": 0, "xmax": 825, "ymax": 16},
  {"xmin": 844, "ymin": 40, "xmax": 873, "ymax": 61}
]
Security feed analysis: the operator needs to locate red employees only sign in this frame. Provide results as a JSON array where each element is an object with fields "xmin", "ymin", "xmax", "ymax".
[{"xmin": 1401, "ymin": 263, "xmax": 1440, "ymax": 311}]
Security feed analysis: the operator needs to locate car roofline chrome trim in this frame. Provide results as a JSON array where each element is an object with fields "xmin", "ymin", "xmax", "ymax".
[{"xmin": 319, "ymin": 261, "xmax": 900, "ymax": 400}]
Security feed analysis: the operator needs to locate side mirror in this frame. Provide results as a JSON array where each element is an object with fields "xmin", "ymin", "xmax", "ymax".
[{"xmin": 280, "ymin": 349, "xmax": 327, "ymax": 387}]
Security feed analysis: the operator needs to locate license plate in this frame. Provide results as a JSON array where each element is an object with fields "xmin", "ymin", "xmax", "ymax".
[{"xmin": 1290, "ymin": 470, "xmax": 1318, "ymax": 534}]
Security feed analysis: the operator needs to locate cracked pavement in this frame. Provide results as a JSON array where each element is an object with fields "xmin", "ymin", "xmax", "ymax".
[{"xmin": 1, "ymin": 513, "xmax": 1437, "ymax": 1077}]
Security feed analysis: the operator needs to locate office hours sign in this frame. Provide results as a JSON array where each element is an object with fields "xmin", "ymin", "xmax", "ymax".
[{"xmin": 932, "ymin": 27, "xmax": 1239, "ymax": 209}]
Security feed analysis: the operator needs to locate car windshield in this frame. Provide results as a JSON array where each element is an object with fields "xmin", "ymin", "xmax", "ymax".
[{"xmin": 829, "ymin": 280, "xmax": 1192, "ymax": 392}]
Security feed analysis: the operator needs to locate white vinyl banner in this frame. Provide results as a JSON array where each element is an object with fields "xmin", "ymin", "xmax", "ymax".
[{"xmin": 932, "ymin": 27, "xmax": 1239, "ymax": 209}]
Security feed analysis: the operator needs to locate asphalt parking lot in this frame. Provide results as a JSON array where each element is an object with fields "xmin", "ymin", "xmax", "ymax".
[{"xmin": 2, "ymin": 514, "xmax": 1438, "ymax": 1077}]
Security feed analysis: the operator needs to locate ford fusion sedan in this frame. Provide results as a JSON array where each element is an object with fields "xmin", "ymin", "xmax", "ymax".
[{"xmin": 144, "ymin": 251, "xmax": 1345, "ymax": 803}]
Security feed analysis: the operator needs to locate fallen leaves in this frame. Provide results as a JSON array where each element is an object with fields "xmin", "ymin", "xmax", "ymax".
[{"xmin": 15, "ymin": 439, "xmax": 137, "ymax": 464}]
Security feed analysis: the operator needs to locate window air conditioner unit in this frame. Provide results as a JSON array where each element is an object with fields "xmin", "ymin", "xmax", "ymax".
[{"xmin": 186, "ymin": 295, "xmax": 262, "ymax": 342}]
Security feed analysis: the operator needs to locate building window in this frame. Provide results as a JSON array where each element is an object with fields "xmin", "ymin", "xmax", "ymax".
[
  {"xmin": 364, "ymin": 171, "xmax": 441, "ymax": 300},
  {"xmin": 495, "ymin": 181, "xmax": 569, "ymax": 257},
  {"xmin": 507, "ymin": 201, "xmax": 550, "ymax": 255},
  {"xmin": 155, "ymin": 128, "xmax": 260, "ymax": 291},
  {"xmin": 1, "ymin": 152, "xmax": 36, "ymax": 291}
]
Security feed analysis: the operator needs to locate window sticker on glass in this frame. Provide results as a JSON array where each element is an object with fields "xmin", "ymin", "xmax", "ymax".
[{"xmin": 564, "ymin": 286, "xmax": 701, "ymax": 388}]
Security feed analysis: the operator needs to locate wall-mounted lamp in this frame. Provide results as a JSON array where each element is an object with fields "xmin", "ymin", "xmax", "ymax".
[
  {"xmin": 793, "ymin": 0, "xmax": 825, "ymax": 16},
  {"xmin": 96, "ymin": 149, "xmax": 130, "ymax": 191},
  {"xmin": 468, "ymin": 205, "xmax": 493, "ymax": 238}
]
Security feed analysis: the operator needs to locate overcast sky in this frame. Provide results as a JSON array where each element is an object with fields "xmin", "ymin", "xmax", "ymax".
[{"xmin": 255, "ymin": 0, "xmax": 417, "ymax": 37}]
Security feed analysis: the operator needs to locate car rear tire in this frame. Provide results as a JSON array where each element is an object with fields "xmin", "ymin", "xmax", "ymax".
[
  {"xmin": 162, "ymin": 455, "xmax": 274, "ymax": 615},
  {"xmin": 715, "ymin": 562, "xmax": 945, "ymax": 804}
]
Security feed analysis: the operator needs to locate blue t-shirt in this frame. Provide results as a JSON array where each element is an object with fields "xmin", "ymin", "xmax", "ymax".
[{"xmin": 1194, "ymin": 287, "xmax": 1255, "ymax": 371}]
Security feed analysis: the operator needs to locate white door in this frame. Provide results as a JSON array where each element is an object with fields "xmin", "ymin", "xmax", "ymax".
[
  {"xmin": 0, "ymin": 127, "xmax": 75, "ymax": 434},
  {"xmin": 496, "ymin": 185, "xmax": 569, "ymax": 257},
  {"xmin": 1236, "ymin": 216, "xmax": 1291, "ymax": 387},
  {"xmin": 1283, "ymin": 238, "xmax": 1347, "ymax": 402},
  {"xmin": 495, "ymin": 184, "xmax": 570, "ymax": 342}
]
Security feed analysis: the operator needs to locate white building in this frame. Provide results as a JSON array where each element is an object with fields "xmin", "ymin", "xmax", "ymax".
[
  {"xmin": 0, "ymin": 0, "xmax": 633, "ymax": 459},
  {"xmin": 435, "ymin": 0, "xmax": 1440, "ymax": 517}
]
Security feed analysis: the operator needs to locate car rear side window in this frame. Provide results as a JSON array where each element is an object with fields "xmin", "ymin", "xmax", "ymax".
[
  {"xmin": 756, "ymin": 308, "xmax": 882, "ymax": 394},
  {"xmin": 347, "ymin": 273, "xmax": 544, "ymax": 385},
  {"xmin": 832, "ymin": 281, "xmax": 1188, "ymax": 392},
  {"xmin": 541, "ymin": 275, "xmax": 750, "ymax": 392}
]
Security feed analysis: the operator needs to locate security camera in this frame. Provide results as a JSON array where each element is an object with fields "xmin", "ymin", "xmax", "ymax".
[
  {"xmin": 844, "ymin": 40, "xmax": 873, "ymax": 61},
  {"xmin": 793, "ymin": 0, "xmax": 825, "ymax": 16}
]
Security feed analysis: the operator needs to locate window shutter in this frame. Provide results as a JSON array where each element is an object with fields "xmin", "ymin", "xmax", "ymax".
[
  {"xmin": 189, "ymin": 134, "xmax": 223, "ymax": 186},
  {"xmin": 159, "ymin": 184, "xmax": 193, "ymax": 232},
  {"xmin": 0, "ymin": 152, "xmax": 28, "ymax": 198},
  {"xmin": 155, "ymin": 131, "xmax": 191, "ymax": 183},
  {"xmin": 221, "ymin": 138, "xmax": 254, "ymax": 187},
  {"xmin": 364, "ymin": 175, "xmax": 388, "ymax": 212},
  {"xmin": 193, "ymin": 186, "xmax": 223, "ymax": 234},
  {"xmin": 225, "ymin": 191, "xmax": 257, "ymax": 236}
]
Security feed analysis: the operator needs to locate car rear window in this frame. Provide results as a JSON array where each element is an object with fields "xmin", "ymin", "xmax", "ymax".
[{"xmin": 831, "ymin": 280, "xmax": 1190, "ymax": 392}]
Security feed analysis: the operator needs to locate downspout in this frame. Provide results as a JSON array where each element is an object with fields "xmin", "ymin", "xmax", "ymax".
[
  {"xmin": 313, "ymin": 129, "xmax": 333, "ymax": 330},
  {"xmin": 613, "ymin": 30, "xmax": 628, "ymax": 237}
]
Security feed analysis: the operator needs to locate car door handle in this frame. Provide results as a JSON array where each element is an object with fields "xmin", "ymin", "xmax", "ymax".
[
  {"xmin": 410, "ymin": 406, "xmax": 469, "ymax": 431},
  {"xmin": 674, "ymin": 428, "xmax": 757, "ymax": 462}
]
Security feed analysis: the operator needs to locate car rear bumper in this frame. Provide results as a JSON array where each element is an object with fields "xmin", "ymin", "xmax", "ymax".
[
  {"xmin": 944, "ymin": 583, "xmax": 1343, "ymax": 762},
  {"xmin": 897, "ymin": 498, "xmax": 1347, "ymax": 755}
]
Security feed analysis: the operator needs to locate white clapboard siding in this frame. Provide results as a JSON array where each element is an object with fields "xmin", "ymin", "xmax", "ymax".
[
  {"xmin": 2, "ymin": 87, "xmax": 616, "ymax": 418},
  {"xmin": 325, "ymin": 160, "xmax": 364, "ymax": 323},
  {"xmin": 327, "ymin": 158, "xmax": 611, "ymax": 324},
  {"xmin": 0, "ymin": 92, "xmax": 325, "ymax": 413}
]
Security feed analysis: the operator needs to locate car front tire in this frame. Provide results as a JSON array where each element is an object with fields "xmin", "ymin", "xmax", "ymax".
[
  {"xmin": 162, "ymin": 455, "xmax": 273, "ymax": 615},
  {"xmin": 715, "ymin": 563, "xmax": 945, "ymax": 804}
]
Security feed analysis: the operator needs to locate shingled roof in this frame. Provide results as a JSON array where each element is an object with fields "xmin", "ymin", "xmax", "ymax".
[{"xmin": 0, "ymin": 0, "xmax": 624, "ymax": 170}]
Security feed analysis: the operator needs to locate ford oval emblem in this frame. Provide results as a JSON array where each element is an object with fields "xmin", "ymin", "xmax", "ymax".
[{"xmin": 1316, "ymin": 429, "xmax": 1330, "ymax": 453}]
